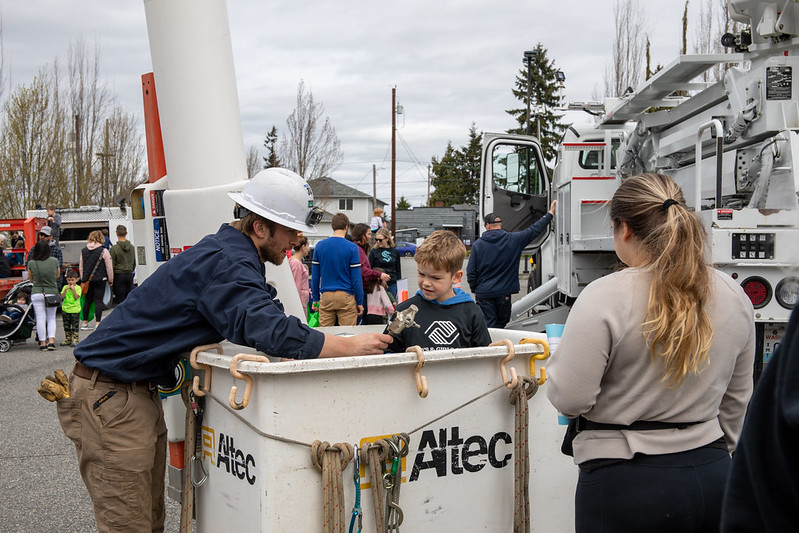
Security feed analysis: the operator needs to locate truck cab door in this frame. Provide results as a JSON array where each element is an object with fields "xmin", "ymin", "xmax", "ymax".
[{"xmin": 479, "ymin": 134, "xmax": 549, "ymax": 247}]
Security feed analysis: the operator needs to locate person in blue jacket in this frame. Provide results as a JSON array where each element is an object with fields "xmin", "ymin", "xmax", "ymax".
[
  {"xmin": 48, "ymin": 168, "xmax": 392, "ymax": 533},
  {"xmin": 467, "ymin": 201, "xmax": 556, "ymax": 328}
]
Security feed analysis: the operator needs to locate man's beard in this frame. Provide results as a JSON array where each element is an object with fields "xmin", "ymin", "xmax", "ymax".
[{"xmin": 260, "ymin": 237, "xmax": 286, "ymax": 265}]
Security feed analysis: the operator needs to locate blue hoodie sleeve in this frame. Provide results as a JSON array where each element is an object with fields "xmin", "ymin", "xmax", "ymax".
[
  {"xmin": 351, "ymin": 247, "xmax": 364, "ymax": 306},
  {"xmin": 466, "ymin": 241, "xmax": 481, "ymax": 293},
  {"xmin": 509, "ymin": 212, "xmax": 553, "ymax": 252}
]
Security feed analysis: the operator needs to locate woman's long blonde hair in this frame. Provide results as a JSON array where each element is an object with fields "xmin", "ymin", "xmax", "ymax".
[{"xmin": 610, "ymin": 173, "xmax": 713, "ymax": 386}]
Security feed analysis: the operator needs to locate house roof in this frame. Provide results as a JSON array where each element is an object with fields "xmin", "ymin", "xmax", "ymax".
[{"xmin": 309, "ymin": 176, "xmax": 384, "ymax": 204}]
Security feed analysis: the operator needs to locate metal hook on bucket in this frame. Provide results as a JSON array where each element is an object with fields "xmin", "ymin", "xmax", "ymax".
[
  {"xmin": 521, "ymin": 337, "xmax": 549, "ymax": 385},
  {"xmin": 491, "ymin": 339, "xmax": 518, "ymax": 389},
  {"xmin": 189, "ymin": 344, "xmax": 223, "ymax": 397},
  {"xmin": 228, "ymin": 353, "xmax": 270, "ymax": 410},
  {"xmin": 407, "ymin": 346, "xmax": 428, "ymax": 398}
]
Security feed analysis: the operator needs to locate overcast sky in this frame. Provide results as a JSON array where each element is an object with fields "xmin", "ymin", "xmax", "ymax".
[{"xmin": 2, "ymin": 1, "xmax": 704, "ymax": 209}]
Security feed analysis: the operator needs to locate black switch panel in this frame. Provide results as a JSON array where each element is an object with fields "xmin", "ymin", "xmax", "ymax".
[{"xmin": 732, "ymin": 233, "xmax": 775, "ymax": 260}]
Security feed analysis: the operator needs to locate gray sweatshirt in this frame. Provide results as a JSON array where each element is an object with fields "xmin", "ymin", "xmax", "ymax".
[{"xmin": 547, "ymin": 267, "xmax": 755, "ymax": 465}]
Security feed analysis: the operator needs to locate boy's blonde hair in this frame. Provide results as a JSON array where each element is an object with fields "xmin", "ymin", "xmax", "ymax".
[{"xmin": 414, "ymin": 230, "xmax": 465, "ymax": 274}]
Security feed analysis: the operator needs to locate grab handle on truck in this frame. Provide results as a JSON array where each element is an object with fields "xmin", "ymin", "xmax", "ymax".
[
  {"xmin": 491, "ymin": 340, "xmax": 518, "ymax": 389},
  {"xmin": 407, "ymin": 346, "xmax": 429, "ymax": 398},
  {"xmin": 228, "ymin": 353, "xmax": 270, "ymax": 410},
  {"xmin": 189, "ymin": 343, "xmax": 224, "ymax": 397},
  {"xmin": 521, "ymin": 337, "xmax": 549, "ymax": 385}
]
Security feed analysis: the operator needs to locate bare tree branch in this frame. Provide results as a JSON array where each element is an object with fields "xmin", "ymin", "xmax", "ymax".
[
  {"xmin": 604, "ymin": 0, "xmax": 649, "ymax": 98},
  {"xmin": 277, "ymin": 80, "xmax": 342, "ymax": 180}
]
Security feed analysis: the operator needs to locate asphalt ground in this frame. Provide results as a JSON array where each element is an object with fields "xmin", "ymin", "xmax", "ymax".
[
  {"xmin": 0, "ymin": 337, "xmax": 182, "ymax": 532},
  {"xmin": 0, "ymin": 256, "xmax": 527, "ymax": 531}
]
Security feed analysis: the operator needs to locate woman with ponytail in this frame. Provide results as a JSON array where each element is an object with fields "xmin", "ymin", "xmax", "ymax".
[{"xmin": 547, "ymin": 173, "xmax": 756, "ymax": 532}]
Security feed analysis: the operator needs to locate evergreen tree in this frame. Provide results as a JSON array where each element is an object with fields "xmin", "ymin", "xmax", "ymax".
[
  {"xmin": 429, "ymin": 124, "xmax": 483, "ymax": 207},
  {"xmin": 396, "ymin": 196, "xmax": 411, "ymax": 210},
  {"xmin": 263, "ymin": 125, "xmax": 280, "ymax": 168},
  {"xmin": 506, "ymin": 43, "xmax": 568, "ymax": 162}
]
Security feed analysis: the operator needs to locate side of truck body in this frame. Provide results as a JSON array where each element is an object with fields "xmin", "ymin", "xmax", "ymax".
[{"xmin": 482, "ymin": 0, "xmax": 799, "ymax": 375}]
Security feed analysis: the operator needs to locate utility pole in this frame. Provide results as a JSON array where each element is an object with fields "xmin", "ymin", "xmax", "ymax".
[
  {"xmin": 372, "ymin": 164, "xmax": 377, "ymax": 212},
  {"xmin": 74, "ymin": 113, "xmax": 82, "ymax": 205},
  {"xmin": 95, "ymin": 120, "xmax": 115, "ymax": 207},
  {"xmin": 427, "ymin": 164, "xmax": 431, "ymax": 206},
  {"xmin": 523, "ymin": 50, "xmax": 538, "ymax": 138},
  {"xmin": 391, "ymin": 86, "xmax": 396, "ymax": 239}
]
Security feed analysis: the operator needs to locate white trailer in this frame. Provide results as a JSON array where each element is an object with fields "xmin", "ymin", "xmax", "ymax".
[{"xmin": 26, "ymin": 205, "xmax": 133, "ymax": 267}]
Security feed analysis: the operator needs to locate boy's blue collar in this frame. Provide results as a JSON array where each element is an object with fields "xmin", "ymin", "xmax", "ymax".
[{"xmin": 414, "ymin": 287, "xmax": 473, "ymax": 305}]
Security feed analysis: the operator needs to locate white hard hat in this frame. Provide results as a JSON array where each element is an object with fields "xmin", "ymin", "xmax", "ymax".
[{"xmin": 228, "ymin": 168, "xmax": 322, "ymax": 233}]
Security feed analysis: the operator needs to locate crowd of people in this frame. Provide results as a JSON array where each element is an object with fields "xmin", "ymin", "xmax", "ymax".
[
  {"xmin": 31, "ymin": 168, "xmax": 782, "ymax": 531},
  {"xmin": 0, "ymin": 209, "xmax": 137, "ymax": 348}
]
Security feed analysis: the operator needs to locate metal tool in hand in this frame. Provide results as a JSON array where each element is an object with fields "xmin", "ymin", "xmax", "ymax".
[{"xmin": 387, "ymin": 305, "xmax": 420, "ymax": 336}]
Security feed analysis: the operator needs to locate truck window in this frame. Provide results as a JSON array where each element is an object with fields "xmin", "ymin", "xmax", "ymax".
[
  {"xmin": 578, "ymin": 138, "xmax": 621, "ymax": 170},
  {"xmin": 492, "ymin": 144, "xmax": 544, "ymax": 196}
]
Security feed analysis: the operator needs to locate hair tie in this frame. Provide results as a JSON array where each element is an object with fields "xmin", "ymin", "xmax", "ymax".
[{"xmin": 662, "ymin": 198, "xmax": 679, "ymax": 210}]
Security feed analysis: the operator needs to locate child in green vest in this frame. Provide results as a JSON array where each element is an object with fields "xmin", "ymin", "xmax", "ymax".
[{"xmin": 60, "ymin": 270, "xmax": 82, "ymax": 346}]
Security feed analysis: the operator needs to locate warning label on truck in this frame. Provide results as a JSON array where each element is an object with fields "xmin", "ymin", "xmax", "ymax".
[{"xmin": 766, "ymin": 66, "xmax": 792, "ymax": 100}]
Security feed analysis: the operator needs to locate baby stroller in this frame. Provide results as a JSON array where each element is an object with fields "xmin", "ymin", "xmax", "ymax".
[{"xmin": 0, "ymin": 280, "xmax": 35, "ymax": 353}]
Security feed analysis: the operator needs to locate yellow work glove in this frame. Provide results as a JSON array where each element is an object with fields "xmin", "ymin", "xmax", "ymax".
[{"xmin": 38, "ymin": 369, "xmax": 70, "ymax": 402}]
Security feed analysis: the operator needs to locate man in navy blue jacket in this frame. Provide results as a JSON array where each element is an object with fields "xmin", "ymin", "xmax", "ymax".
[
  {"xmin": 50, "ymin": 168, "xmax": 391, "ymax": 533},
  {"xmin": 467, "ymin": 200, "xmax": 556, "ymax": 328}
]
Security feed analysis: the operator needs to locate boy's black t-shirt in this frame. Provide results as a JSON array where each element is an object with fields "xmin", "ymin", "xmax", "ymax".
[{"xmin": 384, "ymin": 289, "xmax": 491, "ymax": 352}]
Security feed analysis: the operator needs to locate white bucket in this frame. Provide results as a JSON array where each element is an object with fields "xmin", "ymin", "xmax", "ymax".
[{"xmin": 190, "ymin": 331, "xmax": 576, "ymax": 531}]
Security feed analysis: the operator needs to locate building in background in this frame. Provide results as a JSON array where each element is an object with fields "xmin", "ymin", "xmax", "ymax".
[{"xmin": 395, "ymin": 204, "xmax": 477, "ymax": 247}]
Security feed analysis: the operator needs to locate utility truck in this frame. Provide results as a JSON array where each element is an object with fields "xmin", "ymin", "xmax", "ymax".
[{"xmin": 482, "ymin": 0, "xmax": 799, "ymax": 379}]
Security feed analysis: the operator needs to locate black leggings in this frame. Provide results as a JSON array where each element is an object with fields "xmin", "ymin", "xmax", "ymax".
[
  {"xmin": 82, "ymin": 279, "xmax": 106, "ymax": 323},
  {"xmin": 576, "ymin": 445, "xmax": 731, "ymax": 533}
]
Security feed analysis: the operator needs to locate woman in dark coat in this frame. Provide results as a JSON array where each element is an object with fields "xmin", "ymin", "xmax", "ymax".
[
  {"xmin": 79, "ymin": 230, "xmax": 113, "ymax": 330},
  {"xmin": 368, "ymin": 227, "xmax": 401, "ymax": 299}
]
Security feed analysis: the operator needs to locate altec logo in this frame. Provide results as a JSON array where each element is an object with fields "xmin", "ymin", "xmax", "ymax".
[
  {"xmin": 359, "ymin": 426, "xmax": 513, "ymax": 488},
  {"xmin": 425, "ymin": 321, "xmax": 460, "ymax": 345},
  {"xmin": 202, "ymin": 426, "xmax": 256, "ymax": 485},
  {"xmin": 409, "ymin": 426, "xmax": 512, "ymax": 481}
]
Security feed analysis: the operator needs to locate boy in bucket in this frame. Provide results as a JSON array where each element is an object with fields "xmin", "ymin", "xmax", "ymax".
[{"xmin": 385, "ymin": 230, "xmax": 490, "ymax": 352}]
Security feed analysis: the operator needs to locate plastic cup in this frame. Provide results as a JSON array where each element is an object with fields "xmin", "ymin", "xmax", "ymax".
[{"xmin": 545, "ymin": 323, "xmax": 565, "ymax": 355}]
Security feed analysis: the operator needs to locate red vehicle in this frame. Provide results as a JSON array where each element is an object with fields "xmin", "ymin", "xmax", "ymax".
[{"xmin": 0, "ymin": 217, "xmax": 47, "ymax": 300}]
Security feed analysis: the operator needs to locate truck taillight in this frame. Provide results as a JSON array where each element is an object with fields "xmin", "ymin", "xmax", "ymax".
[
  {"xmin": 741, "ymin": 277, "xmax": 771, "ymax": 309},
  {"xmin": 775, "ymin": 277, "xmax": 799, "ymax": 309}
]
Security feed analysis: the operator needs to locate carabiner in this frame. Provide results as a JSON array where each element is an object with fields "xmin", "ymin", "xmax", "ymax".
[{"xmin": 190, "ymin": 454, "xmax": 208, "ymax": 487}]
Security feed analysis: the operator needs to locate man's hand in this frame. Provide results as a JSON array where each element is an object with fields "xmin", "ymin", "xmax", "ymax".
[
  {"xmin": 38, "ymin": 369, "xmax": 70, "ymax": 402},
  {"xmin": 312, "ymin": 301, "xmax": 320, "ymax": 311},
  {"xmin": 319, "ymin": 332, "xmax": 392, "ymax": 358},
  {"xmin": 380, "ymin": 273, "xmax": 390, "ymax": 283},
  {"xmin": 357, "ymin": 305, "xmax": 364, "ymax": 316},
  {"xmin": 548, "ymin": 200, "xmax": 557, "ymax": 215}
]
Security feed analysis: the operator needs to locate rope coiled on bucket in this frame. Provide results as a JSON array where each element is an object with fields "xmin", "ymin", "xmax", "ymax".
[
  {"xmin": 311, "ymin": 441, "xmax": 355, "ymax": 533},
  {"xmin": 509, "ymin": 375, "xmax": 539, "ymax": 533}
]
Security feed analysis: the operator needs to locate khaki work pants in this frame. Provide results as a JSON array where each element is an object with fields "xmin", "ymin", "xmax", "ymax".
[
  {"xmin": 319, "ymin": 290, "xmax": 358, "ymax": 327},
  {"xmin": 57, "ymin": 370, "xmax": 167, "ymax": 533}
]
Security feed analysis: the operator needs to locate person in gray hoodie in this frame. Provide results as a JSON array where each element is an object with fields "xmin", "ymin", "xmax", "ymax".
[
  {"xmin": 467, "ymin": 200, "xmax": 556, "ymax": 328},
  {"xmin": 110, "ymin": 225, "xmax": 136, "ymax": 304}
]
